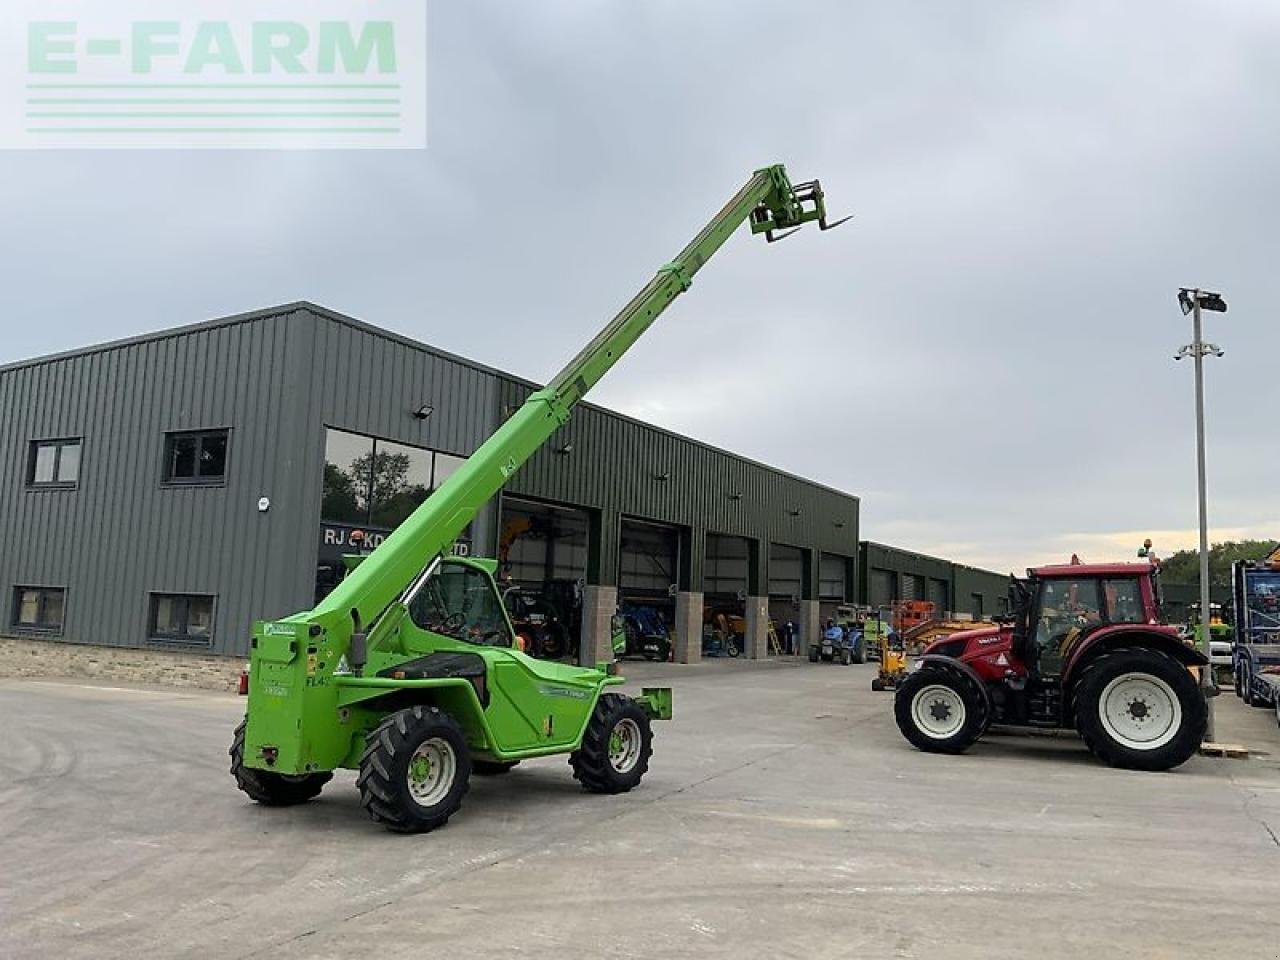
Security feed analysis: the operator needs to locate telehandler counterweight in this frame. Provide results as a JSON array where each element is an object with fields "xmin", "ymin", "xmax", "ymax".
[{"xmin": 232, "ymin": 164, "xmax": 846, "ymax": 832}]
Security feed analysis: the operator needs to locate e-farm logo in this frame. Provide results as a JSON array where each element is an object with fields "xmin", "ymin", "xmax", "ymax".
[{"xmin": 3, "ymin": 0, "xmax": 426, "ymax": 149}]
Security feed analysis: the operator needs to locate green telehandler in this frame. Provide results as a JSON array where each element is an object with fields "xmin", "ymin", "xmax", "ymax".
[{"xmin": 230, "ymin": 165, "xmax": 847, "ymax": 832}]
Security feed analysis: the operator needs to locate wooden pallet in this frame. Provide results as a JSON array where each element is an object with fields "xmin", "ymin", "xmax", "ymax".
[{"xmin": 1199, "ymin": 742, "xmax": 1249, "ymax": 758}]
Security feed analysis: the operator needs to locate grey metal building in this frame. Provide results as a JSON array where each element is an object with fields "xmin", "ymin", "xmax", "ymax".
[
  {"xmin": 1, "ymin": 302, "xmax": 890, "ymax": 665},
  {"xmin": 859, "ymin": 542, "xmax": 1010, "ymax": 620}
]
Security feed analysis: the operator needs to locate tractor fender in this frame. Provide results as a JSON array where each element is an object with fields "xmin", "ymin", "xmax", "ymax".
[
  {"xmin": 1063, "ymin": 626, "xmax": 1207, "ymax": 686},
  {"xmin": 915, "ymin": 654, "xmax": 993, "ymax": 714}
]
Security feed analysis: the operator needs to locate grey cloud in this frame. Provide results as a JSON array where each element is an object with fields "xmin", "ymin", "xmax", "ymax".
[{"xmin": 2, "ymin": 0, "xmax": 1277, "ymax": 572}]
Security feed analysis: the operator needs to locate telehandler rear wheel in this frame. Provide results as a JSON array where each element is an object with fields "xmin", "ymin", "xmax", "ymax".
[
  {"xmin": 229, "ymin": 718, "xmax": 332, "ymax": 806},
  {"xmin": 358, "ymin": 706, "xmax": 471, "ymax": 833},
  {"xmin": 570, "ymin": 693, "xmax": 652, "ymax": 793}
]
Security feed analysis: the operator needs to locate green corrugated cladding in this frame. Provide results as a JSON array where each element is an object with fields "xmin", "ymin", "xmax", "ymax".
[
  {"xmin": 499, "ymin": 380, "xmax": 860, "ymax": 596},
  {"xmin": 858, "ymin": 542, "xmax": 1008, "ymax": 617}
]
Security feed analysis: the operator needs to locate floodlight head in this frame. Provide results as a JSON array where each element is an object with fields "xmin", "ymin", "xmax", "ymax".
[
  {"xmin": 1199, "ymin": 291, "xmax": 1228, "ymax": 313},
  {"xmin": 1177, "ymin": 287, "xmax": 1227, "ymax": 314}
]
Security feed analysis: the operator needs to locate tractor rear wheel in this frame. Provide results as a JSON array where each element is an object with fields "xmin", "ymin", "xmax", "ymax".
[
  {"xmin": 229, "ymin": 718, "xmax": 332, "ymax": 806},
  {"xmin": 570, "ymin": 693, "xmax": 652, "ymax": 794},
  {"xmin": 1073, "ymin": 647, "xmax": 1206, "ymax": 771},
  {"xmin": 894, "ymin": 668, "xmax": 985, "ymax": 754},
  {"xmin": 358, "ymin": 706, "xmax": 471, "ymax": 833}
]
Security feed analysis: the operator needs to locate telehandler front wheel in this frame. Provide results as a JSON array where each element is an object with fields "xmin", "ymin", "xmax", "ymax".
[
  {"xmin": 230, "ymin": 719, "xmax": 332, "ymax": 806},
  {"xmin": 358, "ymin": 706, "xmax": 471, "ymax": 833},
  {"xmin": 570, "ymin": 694, "xmax": 653, "ymax": 794}
]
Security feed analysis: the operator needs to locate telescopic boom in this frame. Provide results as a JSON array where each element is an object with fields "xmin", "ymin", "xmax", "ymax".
[{"xmin": 305, "ymin": 164, "xmax": 846, "ymax": 653}]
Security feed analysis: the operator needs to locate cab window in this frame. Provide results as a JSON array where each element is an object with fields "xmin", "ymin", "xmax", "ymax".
[
  {"xmin": 1103, "ymin": 578, "xmax": 1145, "ymax": 624},
  {"xmin": 409, "ymin": 564, "xmax": 512, "ymax": 647},
  {"xmin": 1033, "ymin": 578, "xmax": 1103, "ymax": 671}
]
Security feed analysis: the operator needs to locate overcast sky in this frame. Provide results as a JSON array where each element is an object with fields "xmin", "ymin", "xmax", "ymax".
[{"xmin": 3, "ymin": 1, "xmax": 1277, "ymax": 575}]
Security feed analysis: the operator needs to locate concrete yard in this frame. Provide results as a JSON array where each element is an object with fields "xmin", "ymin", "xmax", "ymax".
[{"xmin": 2, "ymin": 661, "xmax": 1277, "ymax": 960}]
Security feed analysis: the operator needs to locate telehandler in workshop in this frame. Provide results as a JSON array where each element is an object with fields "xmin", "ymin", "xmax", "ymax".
[
  {"xmin": 230, "ymin": 165, "xmax": 848, "ymax": 832},
  {"xmin": 894, "ymin": 559, "xmax": 1209, "ymax": 771}
]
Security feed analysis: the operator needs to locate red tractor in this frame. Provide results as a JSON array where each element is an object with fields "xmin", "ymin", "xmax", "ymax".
[{"xmin": 894, "ymin": 560, "xmax": 1209, "ymax": 771}]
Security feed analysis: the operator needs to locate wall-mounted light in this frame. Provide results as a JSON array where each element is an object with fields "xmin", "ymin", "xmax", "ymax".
[
  {"xmin": 556, "ymin": 443, "xmax": 574, "ymax": 455},
  {"xmin": 727, "ymin": 491, "xmax": 743, "ymax": 501},
  {"xmin": 412, "ymin": 403, "xmax": 434, "ymax": 420},
  {"xmin": 654, "ymin": 471, "xmax": 670, "ymax": 482},
  {"xmin": 788, "ymin": 508, "xmax": 802, "ymax": 517},
  {"xmin": 833, "ymin": 520, "xmax": 845, "ymax": 528}
]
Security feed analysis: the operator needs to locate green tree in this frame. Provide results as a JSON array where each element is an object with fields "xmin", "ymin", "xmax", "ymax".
[
  {"xmin": 321, "ymin": 461, "xmax": 360, "ymax": 523},
  {"xmin": 347, "ymin": 450, "xmax": 429, "ymax": 529},
  {"xmin": 1157, "ymin": 539, "xmax": 1277, "ymax": 588}
]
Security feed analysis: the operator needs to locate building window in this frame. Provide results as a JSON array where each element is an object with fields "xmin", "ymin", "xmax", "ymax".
[
  {"xmin": 12, "ymin": 586, "xmax": 66, "ymax": 633},
  {"xmin": 164, "ymin": 429, "xmax": 229, "ymax": 484},
  {"xmin": 28, "ymin": 438, "xmax": 81, "ymax": 488},
  {"xmin": 149, "ymin": 593, "xmax": 215, "ymax": 645},
  {"xmin": 321, "ymin": 428, "xmax": 461, "ymax": 530}
]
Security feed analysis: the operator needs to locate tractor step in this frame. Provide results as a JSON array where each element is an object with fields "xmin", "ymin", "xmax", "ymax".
[{"xmin": 1198, "ymin": 741, "xmax": 1250, "ymax": 759}]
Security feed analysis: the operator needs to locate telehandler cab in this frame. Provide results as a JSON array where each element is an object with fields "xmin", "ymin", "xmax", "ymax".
[
  {"xmin": 231, "ymin": 165, "xmax": 847, "ymax": 832},
  {"xmin": 894, "ymin": 559, "xmax": 1209, "ymax": 771}
]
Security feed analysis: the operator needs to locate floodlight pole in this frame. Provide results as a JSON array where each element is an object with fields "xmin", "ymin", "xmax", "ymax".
[{"xmin": 1182, "ymin": 288, "xmax": 1218, "ymax": 742}]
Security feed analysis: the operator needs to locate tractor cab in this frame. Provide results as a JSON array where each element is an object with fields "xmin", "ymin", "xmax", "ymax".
[{"xmin": 1011, "ymin": 561, "xmax": 1165, "ymax": 679}]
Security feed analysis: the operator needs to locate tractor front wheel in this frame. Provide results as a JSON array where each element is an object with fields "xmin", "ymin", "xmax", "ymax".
[
  {"xmin": 569, "ymin": 694, "xmax": 653, "ymax": 794},
  {"xmin": 229, "ymin": 719, "xmax": 332, "ymax": 806},
  {"xmin": 358, "ymin": 706, "xmax": 471, "ymax": 833},
  {"xmin": 894, "ymin": 668, "xmax": 985, "ymax": 754},
  {"xmin": 1074, "ymin": 647, "xmax": 1206, "ymax": 771}
]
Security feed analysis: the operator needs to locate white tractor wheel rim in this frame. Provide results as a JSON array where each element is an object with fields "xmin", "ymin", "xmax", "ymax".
[
  {"xmin": 406, "ymin": 737, "xmax": 456, "ymax": 806},
  {"xmin": 911, "ymin": 684, "xmax": 966, "ymax": 740},
  {"xmin": 609, "ymin": 718, "xmax": 643, "ymax": 773},
  {"xmin": 1098, "ymin": 672, "xmax": 1181, "ymax": 751}
]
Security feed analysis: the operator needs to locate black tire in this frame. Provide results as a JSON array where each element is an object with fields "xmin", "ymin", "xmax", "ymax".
[
  {"xmin": 727, "ymin": 638, "xmax": 740, "ymax": 658},
  {"xmin": 841, "ymin": 648, "xmax": 852, "ymax": 666},
  {"xmin": 1233, "ymin": 667, "xmax": 1243, "ymax": 698},
  {"xmin": 357, "ymin": 706, "xmax": 471, "ymax": 833},
  {"xmin": 541, "ymin": 624, "xmax": 568, "ymax": 660},
  {"xmin": 472, "ymin": 759, "xmax": 520, "ymax": 776},
  {"xmin": 229, "ymin": 718, "xmax": 332, "ymax": 806},
  {"xmin": 1073, "ymin": 647, "xmax": 1206, "ymax": 771},
  {"xmin": 852, "ymin": 640, "xmax": 866, "ymax": 665},
  {"xmin": 569, "ymin": 693, "xmax": 653, "ymax": 794},
  {"xmin": 894, "ymin": 667, "xmax": 986, "ymax": 755},
  {"xmin": 871, "ymin": 677, "xmax": 885, "ymax": 692},
  {"xmin": 808, "ymin": 646, "xmax": 820, "ymax": 663},
  {"xmin": 1241, "ymin": 669, "xmax": 1267, "ymax": 708}
]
